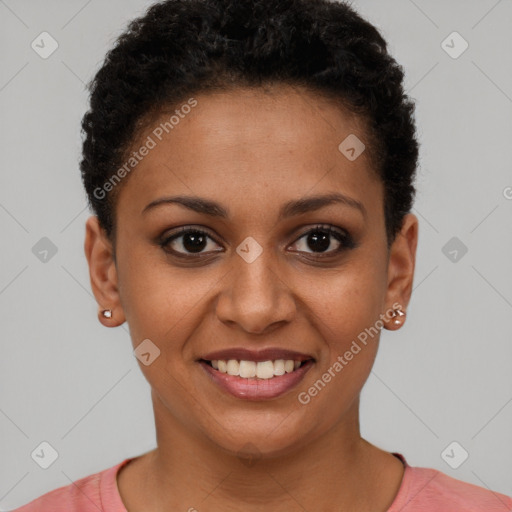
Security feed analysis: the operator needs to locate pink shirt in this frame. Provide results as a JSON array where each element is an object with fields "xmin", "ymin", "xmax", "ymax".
[{"xmin": 12, "ymin": 454, "xmax": 512, "ymax": 511}]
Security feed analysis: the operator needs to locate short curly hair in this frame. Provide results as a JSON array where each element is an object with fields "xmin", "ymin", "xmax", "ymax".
[{"xmin": 80, "ymin": 0, "xmax": 418, "ymax": 247}]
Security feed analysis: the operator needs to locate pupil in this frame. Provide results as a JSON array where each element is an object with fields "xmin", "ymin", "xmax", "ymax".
[
  {"xmin": 184, "ymin": 232, "xmax": 206, "ymax": 253},
  {"xmin": 308, "ymin": 231, "xmax": 330, "ymax": 252}
]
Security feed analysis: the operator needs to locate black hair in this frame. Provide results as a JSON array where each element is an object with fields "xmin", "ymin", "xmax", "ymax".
[{"xmin": 80, "ymin": 0, "xmax": 418, "ymax": 246}]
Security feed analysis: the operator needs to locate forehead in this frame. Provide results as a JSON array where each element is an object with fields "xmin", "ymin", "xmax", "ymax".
[{"xmin": 115, "ymin": 85, "xmax": 382, "ymax": 222}]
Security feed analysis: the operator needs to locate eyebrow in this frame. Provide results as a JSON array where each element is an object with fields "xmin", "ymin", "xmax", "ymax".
[{"xmin": 142, "ymin": 192, "xmax": 367, "ymax": 220}]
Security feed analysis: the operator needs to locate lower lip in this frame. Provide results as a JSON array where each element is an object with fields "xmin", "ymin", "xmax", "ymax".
[{"xmin": 199, "ymin": 360, "xmax": 314, "ymax": 400}]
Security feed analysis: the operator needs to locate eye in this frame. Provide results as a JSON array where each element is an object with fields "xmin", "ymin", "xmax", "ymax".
[
  {"xmin": 158, "ymin": 224, "xmax": 355, "ymax": 259},
  {"xmin": 159, "ymin": 227, "xmax": 223, "ymax": 256},
  {"xmin": 289, "ymin": 224, "xmax": 355, "ymax": 257}
]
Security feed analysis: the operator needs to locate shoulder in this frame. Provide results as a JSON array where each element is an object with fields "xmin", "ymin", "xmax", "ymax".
[
  {"xmin": 391, "ymin": 460, "xmax": 512, "ymax": 512},
  {"xmin": 11, "ymin": 472, "xmax": 103, "ymax": 512},
  {"xmin": 11, "ymin": 459, "xmax": 131, "ymax": 512}
]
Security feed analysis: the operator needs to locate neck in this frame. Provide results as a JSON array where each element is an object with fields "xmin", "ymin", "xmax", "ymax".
[{"xmin": 121, "ymin": 395, "xmax": 404, "ymax": 511}]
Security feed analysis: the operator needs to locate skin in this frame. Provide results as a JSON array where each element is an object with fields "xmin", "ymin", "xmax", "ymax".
[{"xmin": 84, "ymin": 84, "xmax": 418, "ymax": 511}]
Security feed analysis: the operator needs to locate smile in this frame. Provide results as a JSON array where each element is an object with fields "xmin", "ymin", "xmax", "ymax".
[
  {"xmin": 206, "ymin": 359, "xmax": 305, "ymax": 379},
  {"xmin": 199, "ymin": 358, "xmax": 315, "ymax": 400}
]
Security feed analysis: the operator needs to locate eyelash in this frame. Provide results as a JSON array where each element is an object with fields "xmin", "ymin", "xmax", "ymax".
[{"xmin": 158, "ymin": 224, "xmax": 356, "ymax": 260}]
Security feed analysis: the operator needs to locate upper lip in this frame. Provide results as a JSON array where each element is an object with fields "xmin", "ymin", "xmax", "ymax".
[{"xmin": 200, "ymin": 348, "xmax": 315, "ymax": 363}]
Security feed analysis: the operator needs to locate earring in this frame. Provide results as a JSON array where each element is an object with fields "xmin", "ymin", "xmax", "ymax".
[
  {"xmin": 391, "ymin": 308, "xmax": 405, "ymax": 325},
  {"xmin": 101, "ymin": 309, "xmax": 113, "ymax": 318}
]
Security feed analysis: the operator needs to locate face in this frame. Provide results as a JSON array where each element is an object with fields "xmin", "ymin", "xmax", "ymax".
[{"xmin": 85, "ymin": 85, "xmax": 417, "ymax": 458}]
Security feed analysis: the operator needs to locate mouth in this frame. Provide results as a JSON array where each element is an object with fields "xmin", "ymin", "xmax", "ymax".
[{"xmin": 197, "ymin": 350, "xmax": 315, "ymax": 400}]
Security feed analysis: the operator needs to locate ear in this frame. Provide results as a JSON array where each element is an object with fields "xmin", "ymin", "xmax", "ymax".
[
  {"xmin": 84, "ymin": 215, "xmax": 126, "ymax": 327},
  {"xmin": 383, "ymin": 213, "xmax": 419, "ymax": 331}
]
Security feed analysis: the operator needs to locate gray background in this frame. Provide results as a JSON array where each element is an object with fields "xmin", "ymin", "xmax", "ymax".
[{"xmin": 1, "ymin": 0, "xmax": 511, "ymax": 509}]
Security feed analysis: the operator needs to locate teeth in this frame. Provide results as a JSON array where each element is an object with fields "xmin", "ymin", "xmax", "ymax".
[
  {"xmin": 210, "ymin": 359, "xmax": 305, "ymax": 379},
  {"xmin": 239, "ymin": 360, "xmax": 256, "ymax": 378},
  {"xmin": 274, "ymin": 359, "xmax": 285, "ymax": 375},
  {"xmin": 226, "ymin": 359, "xmax": 240, "ymax": 376},
  {"xmin": 256, "ymin": 360, "xmax": 274, "ymax": 379},
  {"xmin": 284, "ymin": 360, "xmax": 295, "ymax": 373}
]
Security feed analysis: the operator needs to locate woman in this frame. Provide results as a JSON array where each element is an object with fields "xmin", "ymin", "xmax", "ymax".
[{"xmin": 14, "ymin": 0, "xmax": 512, "ymax": 510}]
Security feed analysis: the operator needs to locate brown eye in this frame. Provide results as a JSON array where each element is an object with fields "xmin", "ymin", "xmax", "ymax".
[
  {"xmin": 159, "ymin": 227, "xmax": 222, "ymax": 256},
  {"xmin": 290, "ymin": 225, "xmax": 355, "ymax": 256}
]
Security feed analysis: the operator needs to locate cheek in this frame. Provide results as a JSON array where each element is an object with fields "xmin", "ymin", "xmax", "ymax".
[
  {"xmin": 305, "ymin": 262, "xmax": 386, "ymax": 338},
  {"xmin": 116, "ymin": 248, "xmax": 219, "ymax": 349},
  {"xmin": 299, "ymin": 275, "xmax": 382, "ymax": 422},
  {"xmin": 301, "ymin": 257, "xmax": 387, "ymax": 383}
]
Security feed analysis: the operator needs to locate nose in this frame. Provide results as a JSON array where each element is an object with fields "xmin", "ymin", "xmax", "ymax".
[{"xmin": 215, "ymin": 248, "xmax": 296, "ymax": 335}]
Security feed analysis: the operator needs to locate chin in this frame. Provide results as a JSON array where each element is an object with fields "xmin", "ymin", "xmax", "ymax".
[{"xmin": 203, "ymin": 412, "xmax": 317, "ymax": 461}]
